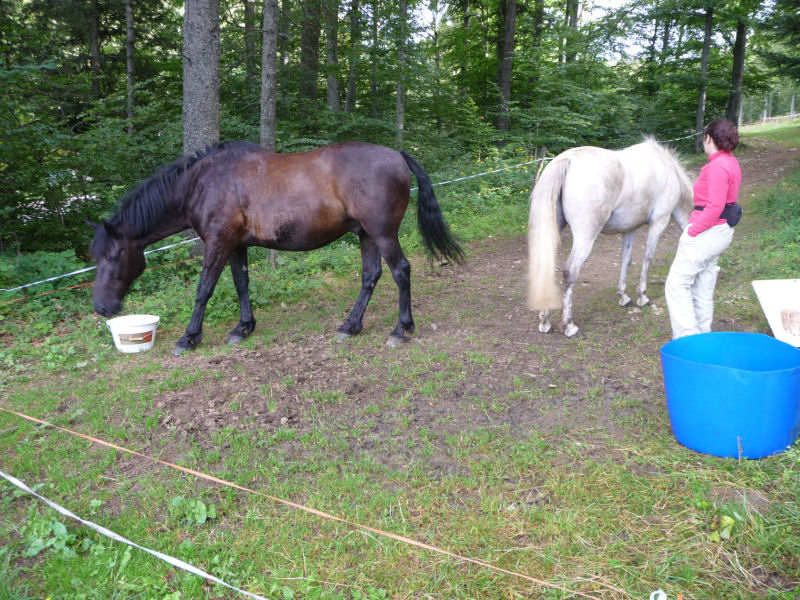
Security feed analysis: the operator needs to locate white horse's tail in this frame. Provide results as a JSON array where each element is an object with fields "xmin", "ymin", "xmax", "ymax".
[{"xmin": 527, "ymin": 158, "xmax": 568, "ymax": 310}]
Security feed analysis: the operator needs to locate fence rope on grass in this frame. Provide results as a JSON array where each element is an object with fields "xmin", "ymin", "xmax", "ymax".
[
  {"xmin": 0, "ymin": 406, "xmax": 605, "ymax": 600},
  {"xmin": 0, "ymin": 469, "xmax": 268, "ymax": 600}
]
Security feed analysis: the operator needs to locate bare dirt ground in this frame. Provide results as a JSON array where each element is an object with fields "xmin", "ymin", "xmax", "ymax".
[{"xmin": 146, "ymin": 139, "xmax": 800, "ymax": 469}]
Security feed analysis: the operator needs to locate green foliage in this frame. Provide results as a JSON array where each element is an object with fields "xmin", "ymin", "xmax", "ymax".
[
  {"xmin": 750, "ymin": 169, "xmax": 800, "ymax": 276},
  {"xmin": 757, "ymin": 0, "xmax": 800, "ymax": 80},
  {"xmin": 20, "ymin": 512, "xmax": 79, "ymax": 559},
  {"xmin": 5, "ymin": 0, "xmax": 792, "ymax": 258},
  {"xmin": 170, "ymin": 496, "xmax": 218, "ymax": 527}
]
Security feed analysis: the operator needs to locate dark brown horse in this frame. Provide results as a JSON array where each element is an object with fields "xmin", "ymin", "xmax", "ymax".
[{"xmin": 89, "ymin": 141, "xmax": 464, "ymax": 355}]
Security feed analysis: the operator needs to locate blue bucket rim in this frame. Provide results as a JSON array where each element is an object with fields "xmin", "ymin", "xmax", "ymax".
[{"xmin": 660, "ymin": 332, "xmax": 800, "ymax": 375}]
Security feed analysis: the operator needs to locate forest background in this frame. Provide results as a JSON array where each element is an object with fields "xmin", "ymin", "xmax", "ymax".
[{"xmin": 0, "ymin": 0, "xmax": 798, "ymax": 276}]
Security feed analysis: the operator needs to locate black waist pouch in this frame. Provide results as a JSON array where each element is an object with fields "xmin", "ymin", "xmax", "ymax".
[{"xmin": 694, "ymin": 203, "xmax": 743, "ymax": 227}]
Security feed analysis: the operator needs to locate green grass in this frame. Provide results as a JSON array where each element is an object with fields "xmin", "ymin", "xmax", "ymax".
[
  {"xmin": 741, "ymin": 121, "xmax": 800, "ymax": 147},
  {"xmin": 1, "ymin": 124, "xmax": 800, "ymax": 599}
]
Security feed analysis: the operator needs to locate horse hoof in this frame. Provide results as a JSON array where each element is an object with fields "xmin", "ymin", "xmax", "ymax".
[
  {"xmin": 538, "ymin": 322, "xmax": 552, "ymax": 334},
  {"xmin": 335, "ymin": 332, "xmax": 352, "ymax": 343},
  {"xmin": 637, "ymin": 295, "xmax": 650, "ymax": 307},
  {"xmin": 619, "ymin": 294, "xmax": 632, "ymax": 307},
  {"xmin": 386, "ymin": 335, "xmax": 407, "ymax": 347},
  {"xmin": 564, "ymin": 323, "xmax": 579, "ymax": 338},
  {"xmin": 227, "ymin": 334, "xmax": 245, "ymax": 345},
  {"xmin": 173, "ymin": 344, "xmax": 189, "ymax": 356}
]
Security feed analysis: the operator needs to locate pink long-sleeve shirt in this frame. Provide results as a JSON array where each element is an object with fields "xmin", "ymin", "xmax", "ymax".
[{"xmin": 688, "ymin": 150, "xmax": 742, "ymax": 237}]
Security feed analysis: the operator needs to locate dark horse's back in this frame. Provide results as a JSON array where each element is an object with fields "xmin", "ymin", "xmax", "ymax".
[{"xmin": 185, "ymin": 141, "xmax": 413, "ymax": 252}]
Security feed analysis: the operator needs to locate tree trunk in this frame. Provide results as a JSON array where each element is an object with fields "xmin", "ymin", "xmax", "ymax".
[
  {"xmin": 344, "ymin": 0, "xmax": 361, "ymax": 111},
  {"xmin": 694, "ymin": 5, "xmax": 713, "ymax": 153},
  {"xmin": 323, "ymin": 0, "xmax": 341, "ymax": 111},
  {"xmin": 645, "ymin": 18, "xmax": 659, "ymax": 95},
  {"xmin": 659, "ymin": 18, "xmax": 672, "ymax": 66},
  {"xmin": 395, "ymin": 0, "xmax": 407, "ymax": 147},
  {"xmin": 563, "ymin": 0, "xmax": 578, "ymax": 62},
  {"xmin": 125, "ymin": 0, "xmax": 135, "ymax": 134},
  {"xmin": 496, "ymin": 0, "xmax": 516, "ymax": 131},
  {"xmin": 675, "ymin": 22, "xmax": 685, "ymax": 58},
  {"xmin": 260, "ymin": 0, "xmax": 278, "ymax": 151},
  {"xmin": 457, "ymin": 0, "xmax": 470, "ymax": 99},
  {"xmin": 370, "ymin": 0, "xmax": 380, "ymax": 118},
  {"xmin": 183, "ymin": 0, "xmax": 220, "ymax": 154},
  {"xmin": 522, "ymin": 0, "xmax": 544, "ymax": 107},
  {"xmin": 278, "ymin": 0, "xmax": 291, "ymax": 66},
  {"xmin": 90, "ymin": 0, "xmax": 102, "ymax": 98},
  {"xmin": 432, "ymin": 17, "xmax": 442, "ymax": 134},
  {"xmin": 244, "ymin": 0, "xmax": 259, "ymax": 91},
  {"xmin": 531, "ymin": 0, "xmax": 544, "ymax": 50},
  {"xmin": 299, "ymin": 0, "xmax": 321, "ymax": 106},
  {"xmin": 725, "ymin": 18, "xmax": 747, "ymax": 124}
]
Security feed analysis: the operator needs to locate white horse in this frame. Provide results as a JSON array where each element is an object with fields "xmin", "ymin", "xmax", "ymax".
[{"xmin": 527, "ymin": 139, "xmax": 693, "ymax": 337}]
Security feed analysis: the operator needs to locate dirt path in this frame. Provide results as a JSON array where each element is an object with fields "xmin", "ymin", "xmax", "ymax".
[{"xmin": 151, "ymin": 139, "xmax": 800, "ymax": 469}]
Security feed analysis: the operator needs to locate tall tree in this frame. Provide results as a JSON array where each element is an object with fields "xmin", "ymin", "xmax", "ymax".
[
  {"xmin": 261, "ymin": 0, "xmax": 279, "ymax": 151},
  {"xmin": 90, "ymin": 0, "xmax": 102, "ymax": 98},
  {"xmin": 183, "ymin": 0, "xmax": 221, "ymax": 153},
  {"xmin": 428, "ymin": 1, "xmax": 446, "ymax": 133},
  {"xmin": 395, "ymin": 0, "xmax": 408, "ymax": 146},
  {"xmin": 323, "ymin": 0, "xmax": 341, "ymax": 111},
  {"xmin": 496, "ymin": 0, "xmax": 517, "ymax": 131},
  {"xmin": 694, "ymin": 4, "xmax": 713, "ymax": 152},
  {"xmin": 261, "ymin": 0, "xmax": 279, "ymax": 265},
  {"xmin": 370, "ymin": 0, "xmax": 380, "ymax": 118},
  {"xmin": 244, "ymin": 0, "xmax": 259, "ymax": 90},
  {"xmin": 344, "ymin": 0, "xmax": 361, "ymax": 111},
  {"xmin": 125, "ymin": 0, "xmax": 135, "ymax": 134},
  {"xmin": 299, "ymin": 0, "xmax": 321, "ymax": 106},
  {"xmin": 725, "ymin": 17, "xmax": 747, "ymax": 124},
  {"xmin": 563, "ymin": 0, "xmax": 579, "ymax": 62}
]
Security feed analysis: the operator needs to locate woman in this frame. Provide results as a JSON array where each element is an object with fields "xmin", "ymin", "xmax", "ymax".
[{"xmin": 665, "ymin": 119, "xmax": 743, "ymax": 339}]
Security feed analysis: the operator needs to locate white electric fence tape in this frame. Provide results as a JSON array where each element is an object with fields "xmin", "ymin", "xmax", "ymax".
[
  {"xmin": 0, "ymin": 236, "xmax": 202, "ymax": 294},
  {"xmin": 0, "ymin": 469, "xmax": 267, "ymax": 600}
]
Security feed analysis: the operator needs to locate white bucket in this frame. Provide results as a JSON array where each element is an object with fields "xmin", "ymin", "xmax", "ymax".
[{"xmin": 106, "ymin": 314, "xmax": 160, "ymax": 353}]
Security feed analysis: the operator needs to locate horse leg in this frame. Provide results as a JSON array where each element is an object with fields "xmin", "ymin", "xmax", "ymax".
[
  {"xmin": 562, "ymin": 237, "xmax": 596, "ymax": 338},
  {"xmin": 226, "ymin": 246, "xmax": 257, "ymax": 345},
  {"xmin": 538, "ymin": 310, "xmax": 552, "ymax": 333},
  {"xmin": 636, "ymin": 216, "xmax": 670, "ymax": 307},
  {"xmin": 374, "ymin": 236, "xmax": 414, "ymax": 345},
  {"xmin": 337, "ymin": 233, "xmax": 382, "ymax": 340},
  {"xmin": 174, "ymin": 250, "xmax": 230, "ymax": 356},
  {"xmin": 617, "ymin": 231, "xmax": 636, "ymax": 306}
]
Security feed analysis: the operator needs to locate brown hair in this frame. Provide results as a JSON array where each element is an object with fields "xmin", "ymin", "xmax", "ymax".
[{"xmin": 705, "ymin": 119, "xmax": 739, "ymax": 152}]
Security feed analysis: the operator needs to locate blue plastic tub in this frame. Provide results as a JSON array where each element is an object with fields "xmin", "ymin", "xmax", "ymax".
[{"xmin": 660, "ymin": 332, "xmax": 800, "ymax": 459}]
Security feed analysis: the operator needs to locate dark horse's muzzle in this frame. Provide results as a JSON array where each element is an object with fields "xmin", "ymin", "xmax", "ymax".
[{"xmin": 93, "ymin": 297, "xmax": 122, "ymax": 318}]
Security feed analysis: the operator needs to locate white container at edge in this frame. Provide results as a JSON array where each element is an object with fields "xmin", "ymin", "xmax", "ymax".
[{"xmin": 106, "ymin": 314, "xmax": 160, "ymax": 353}]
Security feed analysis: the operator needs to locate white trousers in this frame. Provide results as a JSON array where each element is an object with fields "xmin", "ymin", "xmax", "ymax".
[{"xmin": 665, "ymin": 224, "xmax": 734, "ymax": 339}]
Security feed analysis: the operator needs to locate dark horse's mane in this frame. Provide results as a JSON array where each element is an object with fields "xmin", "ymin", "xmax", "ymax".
[{"xmin": 91, "ymin": 141, "xmax": 257, "ymax": 258}]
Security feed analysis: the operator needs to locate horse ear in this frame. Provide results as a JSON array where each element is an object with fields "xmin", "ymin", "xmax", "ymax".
[{"xmin": 102, "ymin": 220, "xmax": 121, "ymax": 238}]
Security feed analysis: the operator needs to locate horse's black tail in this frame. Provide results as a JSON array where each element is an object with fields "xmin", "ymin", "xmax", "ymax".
[{"xmin": 401, "ymin": 151, "xmax": 465, "ymax": 265}]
